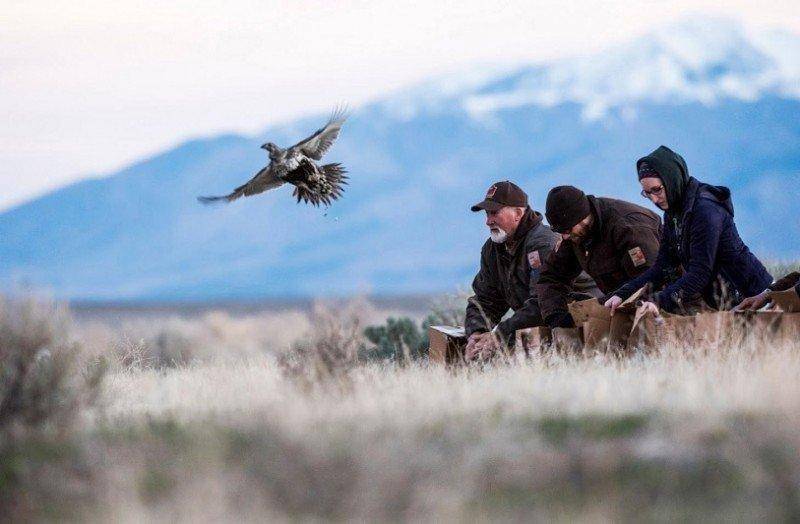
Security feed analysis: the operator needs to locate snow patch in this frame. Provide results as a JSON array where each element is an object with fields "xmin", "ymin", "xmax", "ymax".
[{"xmin": 386, "ymin": 16, "xmax": 800, "ymax": 122}]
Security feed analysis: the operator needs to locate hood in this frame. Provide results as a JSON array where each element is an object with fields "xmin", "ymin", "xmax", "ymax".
[
  {"xmin": 685, "ymin": 178, "xmax": 734, "ymax": 217},
  {"xmin": 636, "ymin": 145, "xmax": 690, "ymax": 211},
  {"xmin": 511, "ymin": 207, "xmax": 541, "ymax": 243}
]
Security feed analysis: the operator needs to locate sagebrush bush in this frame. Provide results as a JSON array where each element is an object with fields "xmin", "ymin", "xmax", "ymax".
[
  {"xmin": 113, "ymin": 327, "xmax": 195, "ymax": 371},
  {"xmin": 0, "ymin": 296, "xmax": 104, "ymax": 432},
  {"xmin": 279, "ymin": 300, "xmax": 365, "ymax": 385},
  {"xmin": 0, "ymin": 295, "xmax": 106, "ymax": 520},
  {"xmin": 363, "ymin": 316, "xmax": 429, "ymax": 362},
  {"xmin": 360, "ymin": 293, "xmax": 469, "ymax": 363}
]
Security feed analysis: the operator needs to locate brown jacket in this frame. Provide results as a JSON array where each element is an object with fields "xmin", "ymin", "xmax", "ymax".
[{"xmin": 537, "ymin": 196, "xmax": 662, "ymax": 327}]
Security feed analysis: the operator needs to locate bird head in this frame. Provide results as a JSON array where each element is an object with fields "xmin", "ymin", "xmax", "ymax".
[{"xmin": 261, "ymin": 142, "xmax": 282, "ymax": 161}]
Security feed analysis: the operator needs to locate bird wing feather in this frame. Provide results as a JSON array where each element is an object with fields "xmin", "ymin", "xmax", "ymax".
[
  {"xmin": 197, "ymin": 164, "xmax": 284, "ymax": 204},
  {"xmin": 288, "ymin": 107, "xmax": 347, "ymax": 160}
]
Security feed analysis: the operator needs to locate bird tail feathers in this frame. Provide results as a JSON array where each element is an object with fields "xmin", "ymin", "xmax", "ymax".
[{"xmin": 292, "ymin": 163, "xmax": 349, "ymax": 207}]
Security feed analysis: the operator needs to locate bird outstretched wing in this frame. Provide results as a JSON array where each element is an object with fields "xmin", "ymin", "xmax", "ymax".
[
  {"xmin": 197, "ymin": 165, "xmax": 284, "ymax": 204},
  {"xmin": 288, "ymin": 107, "xmax": 347, "ymax": 160}
]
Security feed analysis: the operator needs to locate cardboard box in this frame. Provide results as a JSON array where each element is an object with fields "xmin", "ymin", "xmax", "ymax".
[
  {"xmin": 772, "ymin": 288, "xmax": 800, "ymax": 313},
  {"xmin": 428, "ymin": 325, "xmax": 466, "ymax": 364},
  {"xmin": 628, "ymin": 308, "xmax": 800, "ymax": 352},
  {"xmin": 741, "ymin": 311, "xmax": 800, "ymax": 346},
  {"xmin": 552, "ymin": 327, "xmax": 583, "ymax": 355},
  {"xmin": 779, "ymin": 313, "xmax": 800, "ymax": 341},
  {"xmin": 568, "ymin": 298, "xmax": 609, "ymax": 325},
  {"xmin": 515, "ymin": 327, "xmax": 552, "ymax": 355},
  {"xmin": 608, "ymin": 313, "xmax": 636, "ymax": 353},
  {"xmin": 568, "ymin": 289, "xmax": 644, "ymax": 353},
  {"xmin": 582, "ymin": 317, "xmax": 611, "ymax": 349}
]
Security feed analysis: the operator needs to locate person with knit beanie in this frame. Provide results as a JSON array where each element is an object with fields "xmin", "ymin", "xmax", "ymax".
[{"xmin": 536, "ymin": 185, "xmax": 662, "ymax": 328}]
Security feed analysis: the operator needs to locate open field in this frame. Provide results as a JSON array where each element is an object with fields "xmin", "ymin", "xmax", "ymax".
[{"xmin": 3, "ymin": 291, "xmax": 800, "ymax": 521}]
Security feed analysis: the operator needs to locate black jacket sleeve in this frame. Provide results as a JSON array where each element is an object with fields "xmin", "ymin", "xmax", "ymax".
[
  {"xmin": 465, "ymin": 242, "xmax": 510, "ymax": 337},
  {"xmin": 655, "ymin": 199, "xmax": 725, "ymax": 312},
  {"xmin": 536, "ymin": 241, "xmax": 583, "ymax": 328},
  {"xmin": 494, "ymin": 230, "xmax": 557, "ymax": 340}
]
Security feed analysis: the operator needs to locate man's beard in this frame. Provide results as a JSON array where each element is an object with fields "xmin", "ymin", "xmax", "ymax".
[{"xmin": 489, "ymin": 228, "xmax": 508, "ymax": 243}]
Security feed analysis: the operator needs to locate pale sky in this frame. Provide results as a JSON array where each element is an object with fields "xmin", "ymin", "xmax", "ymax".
[{"xmin": 2, "ymin": 0, "xmax": 798, "ymax": 211}]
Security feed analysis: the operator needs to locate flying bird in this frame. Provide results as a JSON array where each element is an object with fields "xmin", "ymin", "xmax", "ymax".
[{"xmin": 198, "ymin": 109, "xmax": 348, "ymax": 207}]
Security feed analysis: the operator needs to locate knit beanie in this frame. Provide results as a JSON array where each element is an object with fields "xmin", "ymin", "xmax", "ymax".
[{"xmin": 545, "ymin": 186, "xmax": 591, "ymax": 233}]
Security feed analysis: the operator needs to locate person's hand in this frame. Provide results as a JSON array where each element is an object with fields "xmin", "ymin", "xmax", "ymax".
[
  {"xmin": 734, "ymin": 290, "xmax": 771, "ymax": 311},
  {"xmin": 465, "ymin": 332, "xmax": 499, "ymax": 361},
  {"xmin": 476, "ymin": 332, "xmax": 501, "ymax": 360},
  {"xmin": 603, "ymin": 295, "xmax": 623, "ymax": 315},
  {"xmin": 465, "ymin": 332, "xmax": 488, "ymax": 361},
  {"xmin": 464, "ymin": 333, "xmax": 482, "ymax": 361}
]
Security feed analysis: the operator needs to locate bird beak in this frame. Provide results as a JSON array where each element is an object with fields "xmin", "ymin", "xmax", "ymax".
[{"xmin": 260, "ymin": 143, "xmax": 267, "ymax": 150}]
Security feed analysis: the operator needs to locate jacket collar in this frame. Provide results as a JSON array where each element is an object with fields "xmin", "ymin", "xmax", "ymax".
[
  {"xmin": 674, "ymin": 177, "xmax": 700, "ymax": 222},
  {"xmin": 585, "ymin": 195, "xmax": 603, "ymax": 246},
  {"xmin": 504, "ymin": 207, "xmax": 541, "ymax": 253}
]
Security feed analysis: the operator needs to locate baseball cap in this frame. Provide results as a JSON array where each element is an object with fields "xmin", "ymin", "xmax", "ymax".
[{"xmin": 471, "ymin": 181, "xmax": 528, "ymax": 212}]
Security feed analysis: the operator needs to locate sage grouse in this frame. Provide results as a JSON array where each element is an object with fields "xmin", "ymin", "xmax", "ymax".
[{"xmin": 198, "ymin": 110, "xmax": 348, "ymax": 207}]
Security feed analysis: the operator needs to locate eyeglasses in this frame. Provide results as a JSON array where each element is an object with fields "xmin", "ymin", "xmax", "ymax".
[{"xmin": 641, "ymin": 185, "xmax": 665, "ymax": 198}]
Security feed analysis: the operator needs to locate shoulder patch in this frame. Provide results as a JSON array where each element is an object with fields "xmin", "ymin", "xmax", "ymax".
[
  {"xmin": 628, "ymin": 246, "xmax": 647, "ymax": 267},
  {"xmin": 527, "ymin": 250, "xmax": 542, "ymax": 269}
]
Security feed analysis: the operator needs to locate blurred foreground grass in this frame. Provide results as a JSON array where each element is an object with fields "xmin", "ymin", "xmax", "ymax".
[{"xmin": 3, "ymin": 292, "xmax": 800, "ymax": 521}]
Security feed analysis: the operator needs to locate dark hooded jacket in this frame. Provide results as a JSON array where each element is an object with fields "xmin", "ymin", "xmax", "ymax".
[
  {"xmin": 537, "ymin": 196, "xmax": 662, "ymax": 327},
  {"xmin": 613, "ymin": 146, "xmax": 773, "ymax": 312},
  {"xmin": 465, "ymin": 208, "xmax": 598, "ymax": 341}
]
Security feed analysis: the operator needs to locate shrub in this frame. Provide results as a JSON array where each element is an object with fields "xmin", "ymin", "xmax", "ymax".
[
  {"xmin": 363, "ymin": 317, "xmax": 428, "ymax": 362},
  {"xmin": 361, "ymin": 294, "xmax": 469, "ymax": 362},
  {"xmin": 279, "ymin": 301, "xmax": 365, "ymax": 385},
  {"xmin": 113, "ymin": 328, "xmax": 195, "ymax": 371},
  {"xmin": 0, "ymin": 296, "xmax": 104, "ymax": 432},
  {"xmin": 0, "ymin": 295, "xmax": 105, "ymax": 520}
]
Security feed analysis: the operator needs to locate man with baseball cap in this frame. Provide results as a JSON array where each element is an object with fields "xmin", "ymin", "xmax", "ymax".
[
  {"xmin": 465, "ymin": 181, "xmax": 597, "ymax": 360},
  {"xmin": 536, "ymin": 185, "xmax": 661, "ymax": 329}
]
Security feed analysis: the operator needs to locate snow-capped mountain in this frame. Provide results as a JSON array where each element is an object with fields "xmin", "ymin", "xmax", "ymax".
[
  {"xmin": 2, "ymin": 17, "xmax": 799, "ymax": 300},
  {"xmin": 383, "ymin": 16, "xmax": 800, "ymax": 121}
]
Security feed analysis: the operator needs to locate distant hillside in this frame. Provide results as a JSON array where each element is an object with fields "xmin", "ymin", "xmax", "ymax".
[{"xmin": 2, "ymin": 17, "xmax": 799, "ymax": 300}]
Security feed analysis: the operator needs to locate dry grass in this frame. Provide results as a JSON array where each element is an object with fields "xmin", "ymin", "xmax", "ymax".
[{"xmin": 4, "ymin": 294, "xmax": 800, "ymax": 521}]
